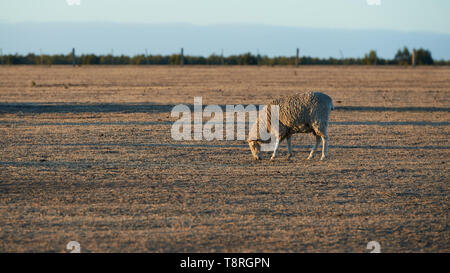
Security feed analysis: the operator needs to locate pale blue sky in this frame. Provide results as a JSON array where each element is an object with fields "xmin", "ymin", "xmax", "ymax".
[{"xmin": 1, "ymin": 0, "xmax": 450, "ymax": 34}]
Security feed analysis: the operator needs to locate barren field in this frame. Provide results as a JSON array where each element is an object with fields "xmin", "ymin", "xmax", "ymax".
[{"xmin": 0, "ymin": 65, "xmax": 449, "ymax": 252}]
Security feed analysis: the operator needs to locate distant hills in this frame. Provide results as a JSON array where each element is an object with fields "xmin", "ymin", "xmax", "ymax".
[{"xmin": 1, "ymin": 22, "xmax": 450, "ymax": 59}]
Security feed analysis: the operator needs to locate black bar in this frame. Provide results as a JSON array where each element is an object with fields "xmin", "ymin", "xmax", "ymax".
[{"xmin": 1, "ymin": 253, "xmax": 446, "ymax": 272}]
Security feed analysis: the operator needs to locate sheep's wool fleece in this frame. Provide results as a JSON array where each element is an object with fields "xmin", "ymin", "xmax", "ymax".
[
  {"xmin": 249, "ymin": 92, "xmax": 333, "ymax": 141},
  {"xmin": 270, "ymin": 91, "xmax": 332, "ymax": 132}
]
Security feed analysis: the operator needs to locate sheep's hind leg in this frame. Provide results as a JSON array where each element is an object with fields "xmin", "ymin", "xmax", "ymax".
[
  {"xmin": 307, "ymin": 134, "xmax": 321, "ymax": 160},
  {"xmin": 286, "ymin": 135, "xmax": 292, "ymax": 160},
  {"xmin": 320, "ymin": 133, "xmax": 328, "ymax": 161}
]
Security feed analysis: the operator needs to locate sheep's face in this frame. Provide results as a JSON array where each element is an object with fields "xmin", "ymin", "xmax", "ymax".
[{"xmin": 248, "ymin": 140, "xmax": 262, "ymax": 160}]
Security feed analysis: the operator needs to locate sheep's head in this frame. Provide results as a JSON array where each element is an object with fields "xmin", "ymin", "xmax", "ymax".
[{"xmin": 248, "ymin": 140, "xmax": 262, "ymax": 160}]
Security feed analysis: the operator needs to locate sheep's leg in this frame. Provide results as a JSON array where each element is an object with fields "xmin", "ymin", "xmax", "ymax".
[
  {"xmin": 320, "ymin": 133, "xmax": 328, "ymax": 161},
  {"xmin": 286, "ymin": 135, "xmax": 292, "ymax": 160},
  {"xmin": 307, "ymin": 135, "xmax": 321, "ymax": 160},
  {"xmin": 270, "ymin": 138, "xmax": 281, "ymax": 161}
]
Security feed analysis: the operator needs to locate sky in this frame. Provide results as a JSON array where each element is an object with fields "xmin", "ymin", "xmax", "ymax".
[
  {"xmin": 1, "ymin": 0, "xmax": 449, "ymax": 34},
  {"xmin": 1, "ymin": 0, "xmax": 450, "ymax": 58}
]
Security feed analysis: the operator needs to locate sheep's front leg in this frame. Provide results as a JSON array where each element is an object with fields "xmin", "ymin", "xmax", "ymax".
[
  {"xmin": 320, "ymin": 134, "xmax": 328, "ymax": 161},
  {"xmin": 286, "ymin": 135, "xmax": 292, "ymax": 160},
  {"xmin": 307, "ymin": 135, "xmax": 321, "ymax": 160},
  {"xmin": 270, "ymin": 138, "xmax": 281, "ymax": 161}
]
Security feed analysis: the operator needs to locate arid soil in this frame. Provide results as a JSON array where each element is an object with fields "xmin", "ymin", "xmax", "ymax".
[{"xmin": 0, "ymin": 65, "xmax": 449, "ymax": 252}]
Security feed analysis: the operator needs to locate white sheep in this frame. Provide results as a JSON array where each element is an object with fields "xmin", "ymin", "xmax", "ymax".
[{"xmin": 248, "ymin": 91, "xmax": 334, "ymax": 161}]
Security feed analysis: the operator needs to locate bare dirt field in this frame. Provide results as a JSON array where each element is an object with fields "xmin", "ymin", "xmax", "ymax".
[{"xmin": 0, "ymin": 65, "xmax": 449, "ymax": 252}]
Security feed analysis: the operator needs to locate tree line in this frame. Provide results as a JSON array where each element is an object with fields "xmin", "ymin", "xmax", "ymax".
[{"xmin": 1, "ymin": 47, "xmax": 448, "ymax": 65}]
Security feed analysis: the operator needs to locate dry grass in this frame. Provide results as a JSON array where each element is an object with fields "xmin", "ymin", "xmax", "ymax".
[{"xmin": 0, "ymin": 65, "xmax": 449, "ymax": 252}]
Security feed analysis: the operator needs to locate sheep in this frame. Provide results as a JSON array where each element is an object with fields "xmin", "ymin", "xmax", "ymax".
[{"xmin": 247, "ymin": 91, "xmax": 334, "ymax": 161}]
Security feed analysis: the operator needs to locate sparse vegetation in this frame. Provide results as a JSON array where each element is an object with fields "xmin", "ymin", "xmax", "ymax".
[{"xmin": 1, "ymin": 47, "xmax": 445, "ymax": 65}]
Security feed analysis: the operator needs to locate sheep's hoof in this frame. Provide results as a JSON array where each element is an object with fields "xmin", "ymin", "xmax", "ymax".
[
  {"xmin": 286, "ymin": 155, "xmax": 292, "ymax": 160},
  {"xmin": 270, "ymin": 157, "xmax": 275, "ymax": 161},
  {"xmin": 320, "ymin": 157, "xmax": 326, "ymax": 161},
  {"xmin": 307, "ymin": 156, "xmax": 313, "ymax": 160},
  {"xmin": 253, "ymin": 157, "xmax": 261, "ymax": 161}
]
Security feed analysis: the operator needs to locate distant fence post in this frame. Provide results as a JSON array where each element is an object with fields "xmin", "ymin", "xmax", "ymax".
[
  {"xmin": 412, "ymin": 49, "xmax": 416, "ymax": 68},
  {"xmin": 180, "ymin": 48, "xmax": 184, "ymax": 66},
  {"xmin": 72, "ymin": 48, "xmax": 76, "ymax": 67},
  {"xmin": 0, "ymin": 48, "xmax": 3, "ymax": 65},
  {"xmin": 145, "ymin": 48, "xmax": 149, "ymax": 65},
  {"xmin": 221, "ymin": 49, "xmax": 224, "ymax": 65},
  {"xmin": 296, "ymin": 48, "xmax": 300, "ymax": 67},
  {"xmin": 257, "ymin": 49, "xmax": 260, "ymax": 66}
]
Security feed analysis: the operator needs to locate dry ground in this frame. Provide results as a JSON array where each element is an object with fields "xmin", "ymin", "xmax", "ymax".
[{"xmin": 0, "ymin": 65, "xmax": 449, "ymax": 252}]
